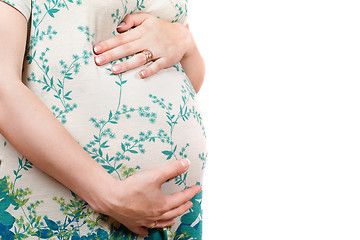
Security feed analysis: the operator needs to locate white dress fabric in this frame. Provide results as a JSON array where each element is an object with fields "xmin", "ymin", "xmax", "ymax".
[{"xmin": 0, "ymin": 0, "xmax": 207, "ymax": 239}]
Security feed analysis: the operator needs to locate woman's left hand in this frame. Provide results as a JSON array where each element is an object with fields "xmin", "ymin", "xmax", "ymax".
[{"xmin": 92, "ymin": 13, "xmax": 195, "ymax": 78}]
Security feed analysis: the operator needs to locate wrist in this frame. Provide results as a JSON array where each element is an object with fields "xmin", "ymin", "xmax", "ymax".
[
  {"xmin": 175, "ymin": 22, "xmax": 196, "ymax": 60},
  {"xmin": 180, "ymin": 40, "xmax": 205, "ymax": 94},
  {"xmin": 183, "ymin": 32, "xmax": 196, "ymax": 60},
  {"xmin": 81, "ymin": 168, "xmax": 121, "ymax": 214}
]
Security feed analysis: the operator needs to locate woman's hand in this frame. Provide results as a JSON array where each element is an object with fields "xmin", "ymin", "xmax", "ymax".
[
  {"xmin": 92, "ymin": 158, "xmax": 201, "ymax": 236},
  {"xmin": 92, "ymin": 13, "xmax": 196, "ymax": 78}
]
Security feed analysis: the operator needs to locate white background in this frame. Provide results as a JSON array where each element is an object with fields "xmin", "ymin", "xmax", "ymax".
[{"xmin": 187, "ymin": 1, "xmax": 360, "ymax": 239}]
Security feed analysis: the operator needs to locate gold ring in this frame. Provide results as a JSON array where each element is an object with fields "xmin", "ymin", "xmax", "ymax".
[
  {"xmin": 151, "ymin": 220, "xmax": 158, "ymax": 228},
  {"xmin": 141, "ymin": 49, "xmax": 153, "ymax": 64}
]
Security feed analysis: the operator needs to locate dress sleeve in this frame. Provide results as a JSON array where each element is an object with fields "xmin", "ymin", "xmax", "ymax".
[
  {"xmin": 181, "ymin": 0, "xmax": 189, "ymax": 26},
  {"xmin": 182, "ymin": 12, "xmax": 189, "ymax": 26},
  {"xmin": 0, "ymin": 0, "xmax": 31, "ymax": 22}
]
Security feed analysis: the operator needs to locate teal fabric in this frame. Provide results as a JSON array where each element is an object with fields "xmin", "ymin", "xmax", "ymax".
[{"xmin": 0, "ymin": 0, "xmax": 207, "ymax": 239}]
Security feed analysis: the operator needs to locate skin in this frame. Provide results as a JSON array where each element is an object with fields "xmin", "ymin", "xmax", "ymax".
[
  {"xmin": 92, "ymin": 13, "xmax": 206, "ymax": 94},
  {"xmin": 0, "ymin": 3, "xmax": 202, "ymax": 236}
]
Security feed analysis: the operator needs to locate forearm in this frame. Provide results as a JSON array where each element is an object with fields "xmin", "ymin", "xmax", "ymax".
[
  {"xmin": 179, "ymin": 24, "xmax": 205, "ymax": 94},
  {"xmin": 180, "ymin": 45, "xmax": 205, "ymax": 94},
  {"xmin": 0, "ymin": 79, "xmax": 114, "ymax": 211}
]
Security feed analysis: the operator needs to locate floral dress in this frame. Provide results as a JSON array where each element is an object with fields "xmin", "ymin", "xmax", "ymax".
[{"xmin": 0, "ymin": 0, "xmax": 207, "ymax": 239}]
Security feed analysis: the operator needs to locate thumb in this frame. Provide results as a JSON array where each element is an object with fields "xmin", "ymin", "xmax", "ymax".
[
  {"xmin": 117, "ymin": 13, "xmax": 152, "ymax": 32},
  {"xmin": 156, "ymin": 158, "xmax": 190, "ymax": 184}
]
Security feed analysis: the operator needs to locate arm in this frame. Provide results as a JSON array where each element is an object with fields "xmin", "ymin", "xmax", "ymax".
[
  {"xmin": 180, "ymin": 24, "xmax": 205, "ymax": 94},
  {"xmin": 0, "ymin": 0, "xmax": 120, "ymax": 212},
  {"xmin": 0, "ymin": 2, "xmax": 200, "ymax": 235}
]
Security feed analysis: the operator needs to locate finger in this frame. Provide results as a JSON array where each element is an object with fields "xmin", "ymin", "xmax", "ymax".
[
  {"xmin": 94, "ymin": 40, "xmax": 143, "ymax": 66},
  {"xmin": 156, "ymin": 158, "xmax": 190, "ymax": 184},
  {"xmin": 139, "ymin": 58, "xmax": 168, "ymax": 78},
  {"xmin": 165, "ymin": 185, "xmax": 202, "ymax": 211},
  {"xmin": 117, "ymin": 13, "xmax": 152, "ymax": 33},
  {"xmin": 93, "ymin": 28, "xmax": 141, "ymax": 55},
  {"xmin": 144, "ymin": 219, "xmax": 176, "ymax": 229},
  {"xmin": 126, "ymin": 225, "xmax": 149, "ymax": 236},
  {"xmin": 156, "ymin": 201, "xmax": 193, "ymax": 221},
  {"xmin": 155, "ymin": 219, "xmax": 176, "ymax": 228},
  {"xmin": 111, "ymin": 52, "xmax": 147, "ymax": 74}
]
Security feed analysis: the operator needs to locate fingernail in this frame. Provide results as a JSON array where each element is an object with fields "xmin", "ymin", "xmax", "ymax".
[
  {"xmin": 95, "ymin": 55, "xmax": 105, "ymax": 64},
  {"xmin": 117, "ymin": 22, "xmax": 126, "ymax": 29},
  {"xmin": 139, "ymin": 70, "xmax": 146, "ymax": 77},
  {"xmin": 112, "ymin": 65, "xmax": 121, "ymax": 72},
  {"xmin": 180, "ymin": 158, "xmax": 190, "ymax": 170},
  {"xmin": 93, "ymin": 45, "xmax": 102, "ymax": 54}
]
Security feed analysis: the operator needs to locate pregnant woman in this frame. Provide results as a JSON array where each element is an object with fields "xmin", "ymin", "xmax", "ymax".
[{"xmin": 0, "ymin": 0, "xmax": 207, "ymax": 239}]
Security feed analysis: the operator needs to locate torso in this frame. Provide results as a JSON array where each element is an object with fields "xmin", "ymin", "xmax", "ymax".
[{"xmin": 0, "ymin": 0, "xmax": 207, "ymax": 239}]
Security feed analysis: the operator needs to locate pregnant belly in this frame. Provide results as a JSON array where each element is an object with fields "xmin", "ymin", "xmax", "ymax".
[
  {"xmin": 0, "ymin": 63, "xmax": 206, "ymax": 239},
  {"xmin": 25, "ymin": 62, "xmax": 207, "ymax": 193}
]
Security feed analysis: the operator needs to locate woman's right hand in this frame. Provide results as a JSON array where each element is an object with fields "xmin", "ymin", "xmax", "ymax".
[{"xmin": 93, "ymin": 158, "xmax": 201, "ymax": 235}]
